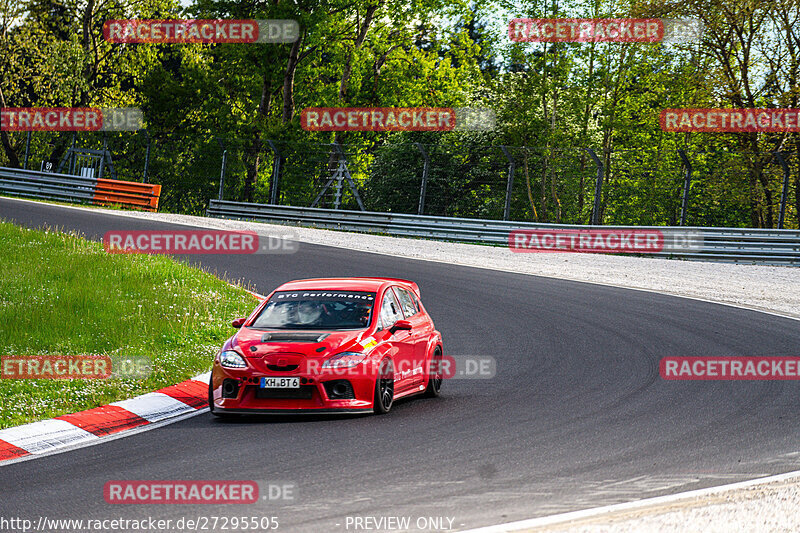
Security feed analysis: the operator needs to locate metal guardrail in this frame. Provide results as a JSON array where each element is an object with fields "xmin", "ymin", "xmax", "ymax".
[
  {"xmin": 208, "ymin": 200, "xmax": 800, "ymax": 266},
  {"xmin": 0, "ymin": 167, "xmax": 161, "ymax": 211}
]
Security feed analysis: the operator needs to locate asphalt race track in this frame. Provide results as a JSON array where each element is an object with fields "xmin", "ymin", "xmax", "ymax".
[{"xmin": 3, "ymin": 197, "xmax": 800, "ymax": 532}]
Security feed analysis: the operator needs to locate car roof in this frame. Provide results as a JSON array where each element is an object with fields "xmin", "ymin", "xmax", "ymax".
[{"xmin": 274, "ymin": 277, "xmax": 420, "ymax": 295}]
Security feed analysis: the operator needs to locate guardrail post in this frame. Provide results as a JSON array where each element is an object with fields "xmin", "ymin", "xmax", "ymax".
[
  {"xmin": 415, "ymin": 142, "xmax": 429, "ymax": 215},
  {"xmin": 775, "ymin": 151, "xmax": 790, "ymax": 229},
  {"xmin": 67, "ymin": 133, "xmax": 77, "ymax": 174},
  {"xmin": 98, "ymin": 133, "xmax": 107, "ymax": 179},
  {"xmin": 217, "ymin": 138, "xmax": 227, "ymax": 201},
  {"xmin": 103, "ymin": 146, "xmax": 118, "ymax": 180},
  {"xmin": 678, "ymin": 149, "xmax": 692, "ymax": 226},
  {"xmin": 57, "ymin": 133, "xmax": 74, "ymax": 174},
  {"xmin": 142, "ymin": 130, "xmax": 151, "ymax": 183},
  {"xmin": 586, "ymin": 148, "xmax": 604, "ymax": 225},
  {"xmin": 500, "ymin": 146, "xmax": 515, "ymax": 221},
  {"xmin": 267, "ymin": 140, "xmax": 281, "ymax": 205},
  {"xmin": 23, "ymin": 132, "xmax": 31, "ymax": 170}
]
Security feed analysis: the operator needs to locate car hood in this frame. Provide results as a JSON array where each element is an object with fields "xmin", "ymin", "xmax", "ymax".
[{"xmin": 233, "ymin": 327, "xmax": 373, "ymax": 359}]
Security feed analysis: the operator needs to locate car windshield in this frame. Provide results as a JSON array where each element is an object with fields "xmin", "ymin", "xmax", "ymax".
[{"xmin": 249, "ymin": 290, "xmax": 377, "ymax": 330}]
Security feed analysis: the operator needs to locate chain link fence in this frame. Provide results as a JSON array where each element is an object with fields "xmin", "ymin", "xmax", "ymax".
[{"xmin": 2, "ymin": 132, "xmax": 797, "ymax": 228}]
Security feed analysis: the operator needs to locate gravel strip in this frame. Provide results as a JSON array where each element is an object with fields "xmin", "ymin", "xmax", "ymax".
[
  {"xmin": 22, "ymin": 199, "xmax": 800, "ymax": 530},
  {"xmin": 525, "ymin": 476, "xmax": 800, "ymax": 533}
]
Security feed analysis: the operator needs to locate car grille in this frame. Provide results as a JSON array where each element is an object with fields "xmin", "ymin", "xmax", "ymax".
[
  {"xmin": 266, "ymin": 364, "xmax": 299, "ymax": 372},
  {"xmin": 261, "ymin": 332, "xmax": 330, "ymax": 342}
]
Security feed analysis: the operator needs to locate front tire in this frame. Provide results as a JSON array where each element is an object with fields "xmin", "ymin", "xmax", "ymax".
[{"xmin": 373, "ymin": 358, "xmax": 394, "ymax": 414}]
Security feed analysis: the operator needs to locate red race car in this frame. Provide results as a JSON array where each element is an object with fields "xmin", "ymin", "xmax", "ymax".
[{"xmin": 209, "ymin": 277, "xmax": 444, "ymax": 416}]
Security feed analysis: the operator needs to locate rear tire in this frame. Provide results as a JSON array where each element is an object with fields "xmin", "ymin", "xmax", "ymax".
[
  {"xmin": 373, "ymin": 358, "xmax": 394, "ymax": 414},
  {"xmin": 424, "ymin": 347, "xmax": 443, "ymax": 398}
]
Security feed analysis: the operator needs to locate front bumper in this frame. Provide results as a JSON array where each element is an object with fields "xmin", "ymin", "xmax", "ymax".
[
  {"xmin": 212, "ymin": 407, "xmax": 373, "ymax": 415},
  {"xmin": 210, "ymin": 360, "xmax": 376, "ymax": 412}
]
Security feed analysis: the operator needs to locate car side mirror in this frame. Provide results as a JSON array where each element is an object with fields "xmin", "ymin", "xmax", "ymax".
[
  {"xmin": 231, "ymin": 317, "xmax": 246, "ymax": 328},
  {"xmin": 390, "ymin": 319, "xmax": 412, "ymax": 334}
]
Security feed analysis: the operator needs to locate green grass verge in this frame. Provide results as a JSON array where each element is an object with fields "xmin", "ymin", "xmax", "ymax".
[{"xmin": 0, "ymin": 220, "xmax": 259, "ymax": 429}]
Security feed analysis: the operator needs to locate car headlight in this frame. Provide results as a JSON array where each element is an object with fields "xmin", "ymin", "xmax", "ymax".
[
  {"xmin": 219, "ymin": 350, "xmax": 247, "ymax": 369},
  {"xmin": 322, "ymin": 352, "xmax": 367, "ymax": 368}
]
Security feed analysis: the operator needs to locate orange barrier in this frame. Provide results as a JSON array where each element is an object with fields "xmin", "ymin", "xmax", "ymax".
[{"xmin": 93, "ymin": 179, "xmax": 161, "ymax": 211}]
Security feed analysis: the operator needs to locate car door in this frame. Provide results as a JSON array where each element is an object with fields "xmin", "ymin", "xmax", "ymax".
[
  {"xmin": 377, "ymin": 287, "xmax": 415, "ymax": 392},
  {"xmin": 392, "ymin": 286, "xmax": 430, "ymax": 388}
]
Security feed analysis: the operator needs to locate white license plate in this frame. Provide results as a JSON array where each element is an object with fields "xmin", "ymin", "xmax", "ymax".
[{"xmin": 260, "ymin": 377, "xmax": 300, "ymax": 388}]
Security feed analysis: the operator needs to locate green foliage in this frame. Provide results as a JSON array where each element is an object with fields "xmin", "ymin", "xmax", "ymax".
[{"xmin": 1, "ymin": 0, "xmax": 798, "ymax": 227}]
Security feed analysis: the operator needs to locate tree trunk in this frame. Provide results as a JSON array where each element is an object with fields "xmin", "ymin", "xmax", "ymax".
[
  {"xmin": 539, "ymin": 153, "xmax": 547, "ymax": 222},
  {"xmin": 320, "ymin": 6, "xmax": 378, "ymax": 206},
  {"xmin": 0, "ymin": 87, "xmax": 20, "ymax": 167},
  {"xmin": 523, "ymin": 148, "xmax": 538, "ymax": 221},
  {"xmin": 282, "ymin": 33, "xmax": 303, "ymax": 124},
  {"xmin": 242, "ymin": 69, "xmax": 274, "ymax": 202},
  {"xmin": 242, "ymin": 26, "xmax": 304, "ymax": 203}
]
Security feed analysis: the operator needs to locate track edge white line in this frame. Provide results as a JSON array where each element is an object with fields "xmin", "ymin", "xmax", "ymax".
[{"xmin": 456, "ymin": 469, "xmax": 800, "ymax": 532}]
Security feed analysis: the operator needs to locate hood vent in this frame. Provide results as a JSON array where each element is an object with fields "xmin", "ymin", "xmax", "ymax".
[{"xmin": 260, "ymin": 332, "xmax": 330, "ymax": 343}]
